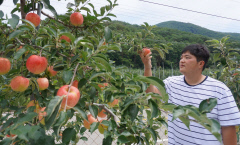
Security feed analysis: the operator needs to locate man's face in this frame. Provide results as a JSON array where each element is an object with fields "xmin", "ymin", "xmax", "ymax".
[{"xmin": 179, "ymin": 51, "xmax": 203, "ymax": 75}]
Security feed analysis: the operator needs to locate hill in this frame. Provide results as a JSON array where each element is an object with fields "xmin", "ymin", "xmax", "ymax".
[{"xmin": 156, "ymin": 21, "xmax": 240, "ymax": 41}]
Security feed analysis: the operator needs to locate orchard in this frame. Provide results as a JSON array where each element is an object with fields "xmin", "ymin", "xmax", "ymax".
[{"xmin": 0, "ymin": 0, "xmax": 238, "ymax": 145}]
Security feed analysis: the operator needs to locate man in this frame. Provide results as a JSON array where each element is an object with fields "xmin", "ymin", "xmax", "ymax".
[{"xmin": 140, "ymin": 44, "xmax": 240, "ymax": 145}]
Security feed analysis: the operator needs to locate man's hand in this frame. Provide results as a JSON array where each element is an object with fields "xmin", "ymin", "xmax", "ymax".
[{"xmin": 139, "ymin": 48, "xmax": 152, "ymax": 69}]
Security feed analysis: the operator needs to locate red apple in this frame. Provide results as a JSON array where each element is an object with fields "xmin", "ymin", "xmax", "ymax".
[
  {"xmin": 142, "ymin": 48, "xmax": 151, "ymax": 56},
  {"xmin": 38, "ymin": 107, "xmax": 47, "ymax": 125},
  {"xmin": 47, "ymin": 66, "xmax": 58, "ymax": 77},
  {"xmin": 25, "ymin": 12, "xmax": 41, "ymax": 27},
  {"xmin": 57, "ymin": 85, "xmax": 80, "ymax": 109},
  {"xmin": 70, "ymin": 12, "xmax": 84, "ymax": 26},
  {"xmin": 37, "ymin": 78, "xmax": 49, "ymax": 90},
  {"xmin": 26, "ymin": 55, "xmax": 48, "ymax": 74},
  {"xmin": 83, "ymin": 114, "xmax": 98, "ymax": 129},
  {"xmin": 27, "ymin": 100, "xmax": 41, "ymax": 113},
  {"xmin": 72, "ymin": 80, "xmax": 78, "ymax": 88},
  {"xmin": 10, "ymin": 76, "xmax": 29, "ymax": 92},
  {"xmin": 0, "ymin": 57, "xmax": 11, "ymax": 75},
  {"xmin": 59, "ymin": 35, "xmax": 71, "ymax": 43},
  {"xmin": 98, "ymin": 109, "xmax": 107, "ymax": 118}
]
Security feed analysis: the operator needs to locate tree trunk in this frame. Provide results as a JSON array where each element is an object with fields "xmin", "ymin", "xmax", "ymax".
[{"xmin": 20, "ymin": 0, "xmax": 26, "ymax": 19}]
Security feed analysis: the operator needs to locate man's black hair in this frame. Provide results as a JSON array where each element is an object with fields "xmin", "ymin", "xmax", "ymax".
[{"xmin": 181, "ymin": 44, "xmax": 210, "ymax": 71}]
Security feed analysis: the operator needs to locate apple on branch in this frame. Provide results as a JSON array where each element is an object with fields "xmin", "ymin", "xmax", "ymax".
[
  {"xmin": 72, "ymin": 80, "xmax": 78, "ymax": 88},
  {"xmin": 47, "ymin": 66, "xmax": 58, "ymax": 77},
  {"xmin": 59, "ymin": 35, "xmax": 71, "ymax": 43},
  {"xmin": 37, "ymin": 78, "xmax": 49, "ymax": 90},
  {"xmin": 0, "ymin": 57, "xmax": 11, "ymax": 75},
  {"xmin": 10, "ymin": 76, "xmax": 29, "ymax": 92},
  {"xmin": 70, "ymin": 12, "xmax": 84, "ymax": 26},
  {"xmin": 56, "ymin": 85, "xmax": 80, "ymax": 109},
  {"xmin": 25, "ymin": 12, "xmax": 41, "ymax": 27},
  {"xmin": 26, "ymin": 55, "xmax": 48, "ymax": 74}
]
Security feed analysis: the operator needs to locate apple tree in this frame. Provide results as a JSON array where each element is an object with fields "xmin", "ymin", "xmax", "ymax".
[{"xmin": 0, "ymin": 0, "xmax": 222, "ymax": 145}]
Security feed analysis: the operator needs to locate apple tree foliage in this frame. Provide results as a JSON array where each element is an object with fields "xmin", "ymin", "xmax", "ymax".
[
  {"xmin": 0, "ymin": 0, "xmax": 222, "ymax": 144},
  {"xmin": 206, "ymin": 36, "xmax": 240, "ymax": 141}
]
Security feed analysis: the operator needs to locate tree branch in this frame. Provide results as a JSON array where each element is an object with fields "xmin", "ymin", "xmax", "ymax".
[{"xmin": 93, "ymin": 103, "xmax": 120, "ymax": 127}]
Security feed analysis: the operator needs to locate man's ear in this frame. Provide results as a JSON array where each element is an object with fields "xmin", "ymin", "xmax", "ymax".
[{"xmin": 199, "ymin": 61, "xmax": 205, "ymax": 69}]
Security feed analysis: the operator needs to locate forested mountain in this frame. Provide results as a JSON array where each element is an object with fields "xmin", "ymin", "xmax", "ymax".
[
  {"xmin": 156, "ymin": 21, "xmax": 240, "ymax": 41},
  {"xmin": 105, "ymin": 21, "xmax": 240, "ymax": 69}
]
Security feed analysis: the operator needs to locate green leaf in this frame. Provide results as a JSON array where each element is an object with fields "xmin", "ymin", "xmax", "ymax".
[
  {"xmin": 8, "ymin": 30, "xmax": 24, "ymax": 40},
  {"xmin": 211, "ymin": 119, "xmax": 221, "ymax": 133},
  {"xmin": 0, "ymin": 0, "xmax": 3, "ymax": 5},
  {"xmin": 16, "ymin": 112, "xmax": 38, "ymax": 125},
  {"xmin": 135, "ymin": 76, "xmax": 167, "ymax": 101},
  {"xmin": 128, "ymin": 104, "xmax": 139, "ymax": 122},
  {"xmin": 13, "ymin": 0, "xmax": 18, "ymax": 5},
  {"xmin": 148, "ymin": 99, "xmax": 158, "ymax": 118},
  {"xmin": 92, "ymin": 56, "xmax": 112, "ymax": 72},
  {"xmin": 14, "ymin": 46, "xmax": 26, "ymax": 60},
  {"xmin": 100, "ymin": 6, "xmax": 105, "ymax": 16},
  {"xmin": 117, "ymin": 135, "xmax": 129, "ymax": 143},
  {"xmin": 63, "ymin": 70, "xmax": 73, "ymax": 84},
  {"xmin": 141, "ymin": 136, "xmax": 150, "ymax": 145},
  {"xmin": 199, "ymin": 98, "xmax": 217, "ymax": 114},
  {"xmin": 73, "ymin": 105, "xmax": 88, "ymax": 121},
  {"xmin": 120, "ymin": 131, "xmax": 132, "ymax": 136},
  {"xmin": 54, "ymin": 111, "xmax": 67, "ymax": 127},
  {"xmin": 179, "ymin": 116, "xmax": 190, "ymax": 129},
  {"xmin": 146, "ymin": 127, "xmax": 157, "ymax": 144},
  {"xmin": 0, "ymin": 138, "xmax": 12, "ymax": 145},
  {"xmin": 8, "ymin": 14, "xmax": 19, "ymax": 28},
  {"xmin": 108, "ymin": 44, "xmax": 122, "ymax": 52},
  {"xmin": 80, "ymin": 7, "xmax": 91, "ymax": 13},
  {"xmin": 46, "ymin": 96, "xmax": 63, "ymax": 121},
  {"xmin": 42, "ymin": 0, "xmax": 58, "ymax": 18},
  {"xmin": 67, "ymin": 2, "xmax": 75, "ymax": 8},
  {"xmin": 90, "ymin": 122, "xmax": 99, "ymax": 134},
  {"xmin": 172, "ymin": 106, "xmax": 185, "ymax": 121},
  {"xmin": 53, "ymin": 63, "xmax": 65, "ymax": 71},
  {"xmin": 102, "ymin": 136, "xmax": 112, "ymax": 145},
  {"xmin": 62, "ymin": 128, "xmax": 76, "ymax": 144},
  {"xmin": 0, "ymin": 10, "xmax": 3, "ymax": 18},
  {"xmin": 104, "ymin": 26, "xmax": 112, "ymax": 43},
  {"xmin": 79, "ymin": 78, "xmax": 88, "ymax": 88},
  {"xmin": 213, "ymin": 53, "xmax": 221, "ymax": 62},
  {"xmin": 89, "ymin": 105, "xmax": 98, "ymax": 118},
  {"xmin": 21, "ymin": 19, "xmax": 36, "ymax": 30}
]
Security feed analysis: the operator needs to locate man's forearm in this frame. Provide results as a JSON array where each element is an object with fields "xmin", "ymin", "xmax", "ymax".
[
  {"xmin": 222, "ymin": 126, "xmax": 237, "ymax": 145},
  {"xmin": 144, "ymin": 67, "xmax": 155, "ymax": 93}
]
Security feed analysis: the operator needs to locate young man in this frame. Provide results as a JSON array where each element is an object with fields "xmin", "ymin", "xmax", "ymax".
[{"xmin": 140, "ymin": 44, "xmax": 240, "ymax": 145}]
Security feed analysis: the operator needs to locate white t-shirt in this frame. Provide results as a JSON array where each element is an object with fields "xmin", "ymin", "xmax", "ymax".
[{"xmin": 164, "ymin": 75, "xmax": 240, "ymax": 145}]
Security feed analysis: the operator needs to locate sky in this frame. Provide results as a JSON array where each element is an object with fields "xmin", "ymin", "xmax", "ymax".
[{"xmin": 1, "ymin": 0, "xmax": 240, "ymax": 33}]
